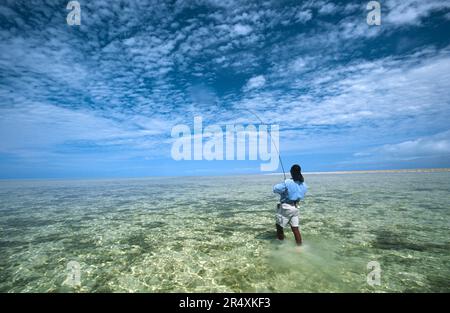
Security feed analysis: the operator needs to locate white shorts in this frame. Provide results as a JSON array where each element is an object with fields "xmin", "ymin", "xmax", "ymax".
[{"xmin": 275, "ymin": 203, "xmax": 299, "ymax": 228}]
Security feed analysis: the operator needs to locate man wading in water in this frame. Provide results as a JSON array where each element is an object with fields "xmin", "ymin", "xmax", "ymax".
[{"xmin": 273, "ymin": 164, "xmax": 308, "ymax": 246}]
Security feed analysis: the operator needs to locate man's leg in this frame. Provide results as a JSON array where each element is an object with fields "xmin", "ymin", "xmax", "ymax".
[
  {"xmin": 276, "ymin": 224, "xmax": 285, "ymax": 240},
  {"xmin": 291, "ymin": 227, "xmax": 302, "ymax": 246}
]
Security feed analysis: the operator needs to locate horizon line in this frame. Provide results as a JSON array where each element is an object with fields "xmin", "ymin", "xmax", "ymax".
[{"xmin": 0, "ymin": 168, "xmax": 449, "ymax": 181}]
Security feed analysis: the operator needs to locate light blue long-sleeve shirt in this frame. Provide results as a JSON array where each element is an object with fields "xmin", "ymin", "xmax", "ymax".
[{"xmin": 273, "ymin": 179, "xmax": 308, "ymax": 203}]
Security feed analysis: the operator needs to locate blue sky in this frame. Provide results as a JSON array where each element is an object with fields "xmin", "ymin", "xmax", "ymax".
[{"xmin": 0, "ymin": 0, "xmax": 450, "ymax": 178}]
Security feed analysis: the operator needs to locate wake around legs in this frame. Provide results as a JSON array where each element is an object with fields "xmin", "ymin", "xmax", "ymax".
[{"xmin": 276, "ymin": 223, "xmax": 303, "ymax": 246}]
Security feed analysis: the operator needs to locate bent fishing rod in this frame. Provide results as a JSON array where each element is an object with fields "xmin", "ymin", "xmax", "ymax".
[{"xmin": 244, "ymin": 109, "xmax": 288, "ymax": 184}]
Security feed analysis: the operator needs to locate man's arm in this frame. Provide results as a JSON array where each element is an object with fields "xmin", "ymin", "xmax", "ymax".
[{"xmin": 273, "ymin": 182, "xmax": 287, "ymax": 194}]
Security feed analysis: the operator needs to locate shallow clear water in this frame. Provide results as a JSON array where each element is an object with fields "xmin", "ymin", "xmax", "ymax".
[{"xmin": 0, "ymin": 173, "xmax": 449, "ymax": 292}]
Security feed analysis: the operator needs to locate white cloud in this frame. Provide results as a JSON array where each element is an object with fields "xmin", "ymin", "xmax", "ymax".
[
  {"xmin": 233, "ymin": 24, "xmax": 253, "ymax": 36},
  {"xmin": 244, "ymin": 75, "xmax": 266, "ymax": 91},
  {"xmin": 0, "ymin": 102, "xmax": 169, "ymax": 158},
  {"xmin": 385, "ymin": 0, "xmax": 450, "ymax": 26},
  {"xmin": 291, "ymin": 57, "xmax": 309, "ymax": 71},
  {"xmin": 295, "ymin": 10, "xmax": 313, "ymax": 23},
  {"xmin": 354, "ymin": 131, "xmax": 450, "ymax": 160},
  {"xmin": 239, "ymin": 46, "xmax": 450, "ymax": 128},
  {"xmin": 318, "ymin": 2, "xmax": 337, "ymax": 15}
]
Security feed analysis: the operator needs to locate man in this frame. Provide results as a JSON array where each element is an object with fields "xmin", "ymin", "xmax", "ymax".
[{"xmin": 273, "ymin": 164, "xmax": 308, "ymax": 246}]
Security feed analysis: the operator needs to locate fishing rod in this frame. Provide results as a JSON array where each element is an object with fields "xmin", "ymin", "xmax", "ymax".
[{"xmin": 244, "ymin": 109, "xmax": 287, "ymax": 183}]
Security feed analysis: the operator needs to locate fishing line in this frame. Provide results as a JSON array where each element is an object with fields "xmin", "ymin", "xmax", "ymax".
[{"xmin": 244, "ymin": 109, "xmax": 287, "ymax": 182}]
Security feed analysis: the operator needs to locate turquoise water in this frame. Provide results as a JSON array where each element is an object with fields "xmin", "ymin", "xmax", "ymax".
[{"xmin": 0, "ymin": 172, "xmax": 449, "ymax": 292}]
